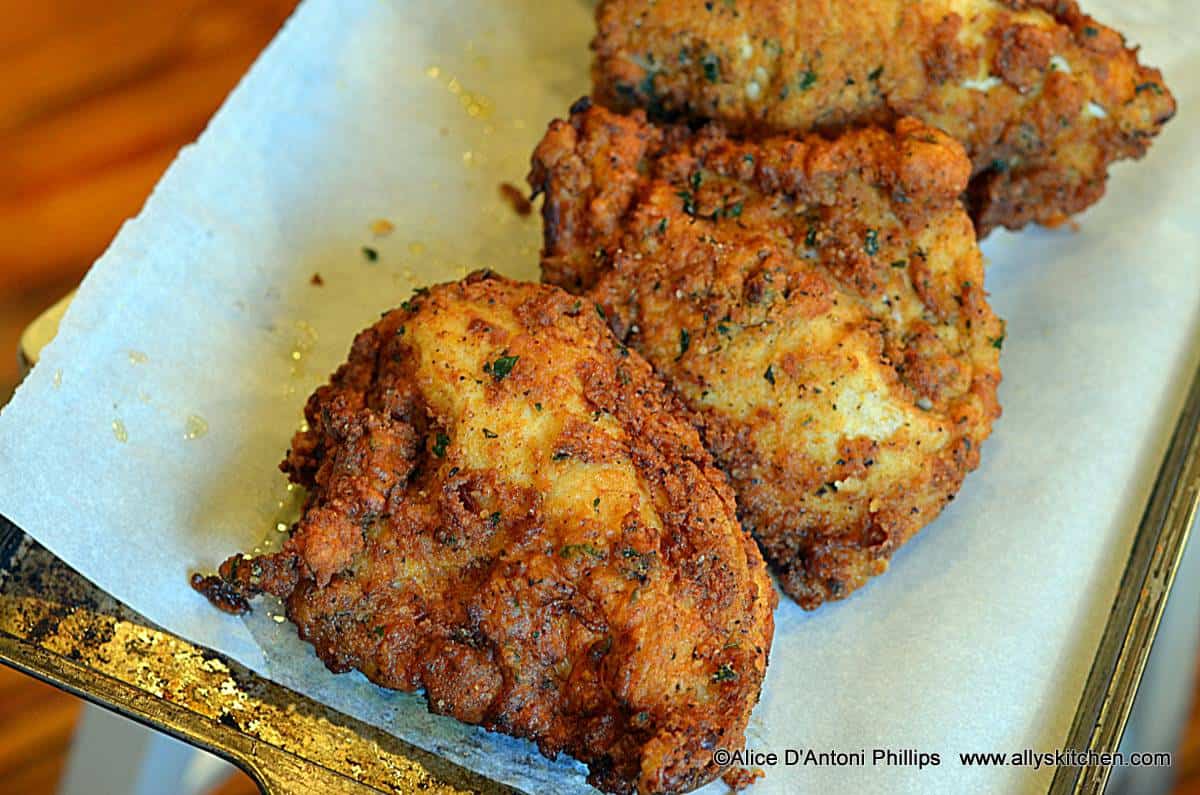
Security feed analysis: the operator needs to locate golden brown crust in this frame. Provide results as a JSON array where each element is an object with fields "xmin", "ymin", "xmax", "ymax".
[
  {"xmin": 194, "ymin": 272, "xmax": 775, "ymax": 794},
  {"xmin": 530, "ymin": 105, "xmax": 1002, "ymax": 609},
  {"xmin": 591, "ymin": 0, "xmax": 1175, "ymax": 235}
]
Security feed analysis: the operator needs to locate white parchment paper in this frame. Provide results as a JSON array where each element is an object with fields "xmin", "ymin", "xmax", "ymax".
[{"xmin": 0, "ymin": 1, "xmax": 1196, "ymax": 792}]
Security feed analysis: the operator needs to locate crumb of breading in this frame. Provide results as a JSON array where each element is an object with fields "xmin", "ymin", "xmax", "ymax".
[{"xmin": 499, "ymin": 181, "xmax": 533, "ymax": 216}]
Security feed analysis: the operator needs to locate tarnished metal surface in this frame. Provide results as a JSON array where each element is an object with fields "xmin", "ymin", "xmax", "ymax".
[
  {"xmin": 0, "ymin": 518, "xmax": 510, "ymax": 795},
  {"xmin": 1049, "ymin": 356, "xmax": 1200, "ymax": 795}
]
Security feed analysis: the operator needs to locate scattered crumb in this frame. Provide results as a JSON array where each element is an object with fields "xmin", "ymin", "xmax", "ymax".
[
  {"xmin": 723, "ymin": 767, "xmax": 765, "ymax": 792},
  {"xmin": 361, "ymin": 246, "xmax": 379, "ymax": 262},
  {"xmin": 127, "ymin": 350, "xmax": 149, "ymax": 365},
  {"xmin": 310, "ymin": 272, "xmax": 324, "ymax": 286},
  {"xmin": 369, "ymin": 218, "xmax": 395, "ymax": 237},
  {"xmin": 499, "ymin": 182, "xmax": 532, "ymax": 216}
]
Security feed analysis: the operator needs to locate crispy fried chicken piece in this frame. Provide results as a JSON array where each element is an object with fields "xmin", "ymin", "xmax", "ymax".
[
  {"xmin": 530, "ymin": 104, "xmax": 1002, "ymax": 608},
  {"xmin": 592, "ymin": 0, "xmax": 1175, "ymax": 235},
  {"xmin": 192, "ymin": 272, "xmax": 775, "ymax": 794}
]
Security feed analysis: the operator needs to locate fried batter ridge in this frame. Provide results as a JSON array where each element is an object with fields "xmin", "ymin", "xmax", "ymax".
[
  {"xmin": 592, "ymin": 0, "xmax": 1175, "ymax": 235},
  {"xmin": 194, "ymin": 272, "xmax": 775, "ymax": 794},
  {"xmin": 531, "ymin": 104, "xmax": 1002, "ymax": 608}
]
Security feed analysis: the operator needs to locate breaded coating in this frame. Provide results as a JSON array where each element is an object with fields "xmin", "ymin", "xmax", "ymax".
[
  {"xmin": 530, "ymin": 104, "xmax": 1002, "ymax": 608},
  {"xmin": 592, "ymin": 0, "xmax": 1175, "ymax": 235},
  {"xmin": 192, "ymin": 272, "xmax": 775, "ymax": 794}
]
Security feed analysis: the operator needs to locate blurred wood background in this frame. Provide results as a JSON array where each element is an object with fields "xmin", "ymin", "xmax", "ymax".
[
  {"xmin": 0, "ymin": 0, "xmax": 298, "ymax": 405},
  {"xmin": 1, "ymin": 1, "xmax": 296, "ymax": 792},
  {"xmin": 0, "ymin": 2, "xmax": 1196, "ymax": 795}
]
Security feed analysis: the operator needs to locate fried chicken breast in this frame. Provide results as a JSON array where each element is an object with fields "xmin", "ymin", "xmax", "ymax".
[
  {"xmin": 530, "ymin": 103, "xmax": 1002, "ymax": 609},
  {"xmin": 192, "ymin": 272, "xmax": 775, "ymax": 794},
  {"xmin": 592, "ymin": 0, "xmax": 1176, "ymax": 235}
]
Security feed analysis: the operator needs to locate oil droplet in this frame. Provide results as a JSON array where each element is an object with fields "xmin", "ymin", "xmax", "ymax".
[
  {"xmin": 294, "ymin": 320, "xmax": 319, "ymax": 351},
  {"xmin": 287, "ymin": 320, "xmax": 320, "ymax": 379},
  {"xmin": 447, "ymin": 77, "xmax": 462, "ymax": 95},
  {"xmin": 425, "ymin": 65, "xmax": 440, "ymax": 79},
  {"xmin": 370, "ymin": 218, "xmax": 394, "ymax": 236},
  {"xmin": 272, "ymin": 614, "xmax": 287, "ymax": 624},
  {"xmin": 52, "ymin": 369, "xmax": 63, "ymax": 389},
  {"xmin": 298, "ymin": 421, "xmax": 309, "ymax": 433},
  {"xmin": 128, "ymin": 350, "xmax": 149, "ymax": 365},
  {"xmin": 408, "ymin": 242, "xmax": 425, "ymax": 256},
  {"xmin": 184, "ymin": 414, "xmax": 209, "ymax": 440},
  {"xmin": 112, "ymin": 419, "xmax": 128, "ymax": 443},
  {"xmin": 459, "ymin": 92, "xmax": 492, "ymax": 119},
  {"xmin": 275, "ymin": 522, "xmax": 288, "ymax": 533}
]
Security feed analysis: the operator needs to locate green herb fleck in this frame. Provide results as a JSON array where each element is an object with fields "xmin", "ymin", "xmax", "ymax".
[
  {"xmin": 677, "ymin": 328, "xmax": 691, "ymax": 360},
  {"xmin": 991, "ymin": 159, "xmax": 1009, "ymax": 173},
  {"xmin": 361, "ymin": 246, "xmax": 379, "ymax": 262},
  {"xmin": 989, "ymin": 335, "xmax": 1005, "ymax": 350},
  {"xmin": 432, "ymin": 432, "xmax": 450, "ymax": 458},
  {"xmin": 535, "ymin": 402, "xmax": 543, "ymax": 412},
  {"xmin": 691, "ymin": 171, "xmax": 703, "ymax": 191},
  {"xmin": 742, "ymin": 153, "xmax": 755, "ymax": 167},
  {"xmin": 725, "ymin": 200, "xmax": 744, "ymax": 218},
  {"xmin": 560, "ymin": 543, "xmax": 605, "ymax": 561},
  {"xmin": 798, "ymin": 70, "xmax": 818, "ymax": 91},
  {"xmin": 712, "ymin": 663, "xmax": 738, "ymax": 683},
  {"xmin": 702, "ymin": 53, "xmax": 721, "ymax": 83},
  {"xmin": 868, "ymin": 65, "xmax": 884, "ymax": 81},
  {"xmin": 764, "ymin": 364, "xmax": 776, "ymax": 386},
  {"xmin": 1136, "ymin": 81, "xmax": 1164, "ymax": 95},
  {"xmin": 805, "ymin": 226, "xmax": 818, "ymax": 248},
  {"xmin": 489, "ymin": 511, "xmax": 502, "ymax": 527},
  {"xmin": 864, "ymin": 229, "xmax": 880, "ymax": 256},
  {"xmin": 1083, "ymin": 26, "xmax": 1098, "ymax": 37},
  {"xmin": 657, "ymin": 217, "xmax": 669, "ymax": 234},
  {"xmin": 485, "ymin": 353, "xmax": 520, "ymax": 381},
  {"xmin": 676, "ymin": 190, "xmax": 697, "ymax": 216},
  {"xmin": 891, "ymin": 259, "xmax": 907, "ymax": 269},
  {"xmin": 596, "ymin": 303, "xmax": 607, "ymax": 320},
  {"xmin": 482, "ymin": 428, "xmax": 498, "ymax": 439},
  {"xmin": 372, "ymin": 625, "xmax": 386, "ymax": 638}
]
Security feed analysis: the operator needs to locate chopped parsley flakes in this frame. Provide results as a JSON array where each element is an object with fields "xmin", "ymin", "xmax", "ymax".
[
  {"xmin": 484, "ymin": 353, "xmax": 519, "ymax": 381},
  {"xmin": 432, "ymin": 431, "xmax": 450, "ymax": 458}
]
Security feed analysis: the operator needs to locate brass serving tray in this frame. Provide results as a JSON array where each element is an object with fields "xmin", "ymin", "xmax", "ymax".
[{"xmin": 3, "ymin": 294, "xmax": 1199, "ymax": 795}]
